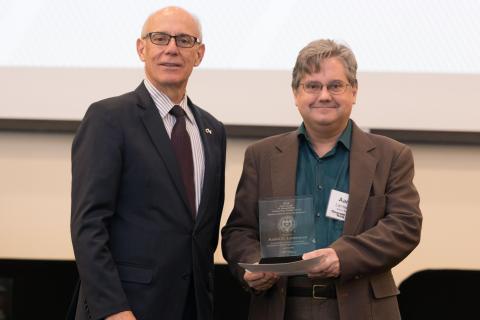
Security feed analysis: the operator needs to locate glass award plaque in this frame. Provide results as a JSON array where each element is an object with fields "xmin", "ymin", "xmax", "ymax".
[{"xmin": 258, "ymin": 196, "xmax": 315, "ymax": 263}]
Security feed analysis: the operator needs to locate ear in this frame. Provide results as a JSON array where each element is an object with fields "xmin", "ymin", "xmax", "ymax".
[
  {"xmin": 352, "ymin": 84, "xmax": 358, "ymax": 104},
  {"xmin": 136, "ymin": 38, "xmax": 146, "ymax": 62},
  {"xmin": 193, "ymin": 43, "xmax": 205, "ymax": 67},
  {"xmin": 292, "ymin": 87, "xmax": 300, "ymax": 108}
]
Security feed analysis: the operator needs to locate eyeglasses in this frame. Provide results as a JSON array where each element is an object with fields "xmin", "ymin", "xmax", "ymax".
[
  {"xmin": 143, "ymin": 32, "xmax": 201, "ymax": 48},
  {"xmin": 300, "ymin": 80, "xmax": 351, "ymax": 95}
]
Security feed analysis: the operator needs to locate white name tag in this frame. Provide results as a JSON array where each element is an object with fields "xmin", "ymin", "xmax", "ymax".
[{"xmin": 325, "ymin": 189, "xmax": 349, "ymax": 221}]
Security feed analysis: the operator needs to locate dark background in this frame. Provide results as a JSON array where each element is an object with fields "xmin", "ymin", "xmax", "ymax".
[
  {"xmin": 0, "ymin": 259, "xmax": 478, "ymax": 320},
  {"xmin": 0, "ymin": 260, "xmax": 249, "ymax": 320}
]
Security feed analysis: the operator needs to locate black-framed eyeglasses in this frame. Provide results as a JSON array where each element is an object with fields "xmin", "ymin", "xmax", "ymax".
[
  {"xmin": 143, "ymin": 32, "xmax": 200, "ymax": 48},
  {"xmin": 300, "ymin": 80, "xmax": 351, "ymax": 95}
]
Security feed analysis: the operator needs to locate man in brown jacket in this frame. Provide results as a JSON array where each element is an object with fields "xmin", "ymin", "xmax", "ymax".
[{"xmin": 221, "ymin": 39, "xmax": 422, "ymax": 320}]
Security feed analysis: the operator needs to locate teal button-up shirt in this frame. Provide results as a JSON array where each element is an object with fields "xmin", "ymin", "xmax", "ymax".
[{"xmin": 295, "ymin": 120, "xmax": 352, "ymax": 250}]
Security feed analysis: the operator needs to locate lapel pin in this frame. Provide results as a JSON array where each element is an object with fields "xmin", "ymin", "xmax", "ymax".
[{"xmin": 205, "ymin": 128, "xmax": 212, "ymax": 134}]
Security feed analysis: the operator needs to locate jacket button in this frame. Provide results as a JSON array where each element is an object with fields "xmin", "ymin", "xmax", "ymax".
[{"xmin": 182, "ymin": 273, "xmax": 191, "ymax": 280}]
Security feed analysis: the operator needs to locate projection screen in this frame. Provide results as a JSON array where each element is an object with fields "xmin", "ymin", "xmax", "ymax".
[{"xmin": 1, "ymin": 0, "xmax": 480, "ymax": 133}]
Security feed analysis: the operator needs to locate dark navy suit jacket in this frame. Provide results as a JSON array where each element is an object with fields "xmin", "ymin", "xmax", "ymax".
[{"xmin": 71, "ymin": 82, "xmax": 226, "ymax": 320}]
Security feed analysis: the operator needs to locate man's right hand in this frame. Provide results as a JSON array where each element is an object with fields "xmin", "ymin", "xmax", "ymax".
[
  {"xmin": 106, "ymin": 311, "xmax": 136, "ymax": 320},
  {"xmin": 244, "ymin": 271, "xmax": 279, "ymax": 291}
]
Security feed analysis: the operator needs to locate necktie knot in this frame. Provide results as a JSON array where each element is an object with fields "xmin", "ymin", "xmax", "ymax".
[{"xmin": 170, "ymin": 105, "xmax": 186, "ymax": 118}]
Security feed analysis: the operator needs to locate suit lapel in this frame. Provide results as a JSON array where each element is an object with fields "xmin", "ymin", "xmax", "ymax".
[
  {"xmin": 135, "ymin": 83, "xmax": 193, "ymax": 218},
  {"xmin": 270, "ymin": 132, "xmax": 299, "ymax": 197},
  {"xmin": 188, "ymin": 100, "xmax": 215, "ymax": 224},
  {"xmin": 343, "ymin": 122, "xmax": 377, "ymax": 235}
]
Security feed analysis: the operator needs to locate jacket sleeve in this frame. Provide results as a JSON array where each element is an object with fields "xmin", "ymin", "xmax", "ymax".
[
  {"xmin": 70, "ymin": 103, "xmax": 130, "ymax": 319},
  {"xmin": 331, "ymin": 145, "xmax": 422, "ymax": 282}
]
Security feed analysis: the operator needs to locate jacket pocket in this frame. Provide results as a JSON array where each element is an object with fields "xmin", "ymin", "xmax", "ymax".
[
  {"xmin": 117, "ymin": 264, "xmax": 153, "ymax": 284},
  {"xmin": 370, "ymin": 271, "xmax": 399, "ymax": 299}
]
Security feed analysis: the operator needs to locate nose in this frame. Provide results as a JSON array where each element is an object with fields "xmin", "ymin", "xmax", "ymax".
[
  {"xmin": 164, "ymin": 37, "xmax": 179, "ymax": 54},
  {"xmin": 318, "ymin": 85, "xmax": 332, "ymax": 101}
]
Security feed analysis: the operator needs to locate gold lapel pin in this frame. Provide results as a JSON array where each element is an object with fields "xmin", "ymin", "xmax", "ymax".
[{"xmin": 205, "ymin": 128, "xmax": 212, "ymax": 134}]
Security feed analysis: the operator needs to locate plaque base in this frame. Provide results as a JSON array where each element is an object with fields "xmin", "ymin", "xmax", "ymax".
[{"xmin": 259, "ymin": 255, "xmax": 302, "ymax": 264}]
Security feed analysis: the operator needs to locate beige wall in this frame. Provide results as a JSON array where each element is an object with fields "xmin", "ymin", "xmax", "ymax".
[{"xmin": 1, "ymin": 131, "xmax": 479, "ymax": 284}]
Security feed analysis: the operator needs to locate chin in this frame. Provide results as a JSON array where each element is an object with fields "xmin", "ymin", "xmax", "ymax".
[
  {"xmin": 311, "ymin": 115, "xmax": 338, "ymax": 125},
  {"xmin": 155, "ymin": 77, "xmax": 186, "ymax": 87}
]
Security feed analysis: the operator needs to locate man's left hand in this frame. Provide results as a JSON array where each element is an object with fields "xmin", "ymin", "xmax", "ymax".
[{"xmin": 302, "ymin": 248, "xmax": 340, "ymax": 278}]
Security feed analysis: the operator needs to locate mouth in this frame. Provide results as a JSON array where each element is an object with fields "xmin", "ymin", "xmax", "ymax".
[
  {"xmin": 310, "ymin": 104, "xmax": 338, "ymax": 109},
  {"xmin": 159, "ymin": 62, "xmax": 182, "ymax": 68}
]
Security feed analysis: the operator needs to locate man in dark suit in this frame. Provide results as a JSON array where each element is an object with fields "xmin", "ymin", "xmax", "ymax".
[
  {"xmin": 70, "ymin": 6, "xmax": 226, "ymax": 320},
  {"xmin": 222, "ymin": 39, "xmax": 422, "ymax": 320}
]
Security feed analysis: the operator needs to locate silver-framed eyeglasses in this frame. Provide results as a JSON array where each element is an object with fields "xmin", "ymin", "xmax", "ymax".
[
  {"xmin": 300, "ymin": 80, "xmax": 351, "ymax": 95},
  {"xmin": 143, "ymin": 32, "xmax": 201, "ymax": 48}
]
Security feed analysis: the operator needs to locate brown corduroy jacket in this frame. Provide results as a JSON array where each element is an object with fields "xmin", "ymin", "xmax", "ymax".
[{"xmin": 222, "ymin": 121, "xmax": 422, "ymax": 320}]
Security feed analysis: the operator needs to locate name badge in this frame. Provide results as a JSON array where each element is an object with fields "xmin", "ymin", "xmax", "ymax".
[{"xmin": 326, "ymin": 190, "xmax": 349, "ymax": 221}]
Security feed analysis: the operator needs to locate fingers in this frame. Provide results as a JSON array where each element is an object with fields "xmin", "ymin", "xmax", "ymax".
[
  {"xmin": 244, "ymin": 271, "xmax": 279, "ymax": 291},
  {"xmin": 303, "ymin": 248, "xmax": 340, "ymax": 278},
  {"xmin": 302, "ymin": 250, "xmax": 319, "ymax": 260},
  {"xmin": 105, "ymin": 311, "xmax": 136, "ymax": 320},
  {"xmin": 307, "ymin": 264, "xmax": 338, "ymax": 278},
  {"xmin": 244, "ymin": 271, "xmax": 265, "ymax": 282}
]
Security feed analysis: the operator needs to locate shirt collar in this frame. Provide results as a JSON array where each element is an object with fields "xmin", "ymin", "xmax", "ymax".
[
  {"xmin": 143, "ymin": 78, "xmax": 193, "ymax": 122},
  {"xmin": 297, "ymin": 119, "xmax": 352, "ymax": 151}
]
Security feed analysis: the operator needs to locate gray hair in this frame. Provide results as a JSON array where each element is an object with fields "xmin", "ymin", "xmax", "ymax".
[{"xmin": 291, "ymin": 39, "xmax": 357, "ymax": 90}]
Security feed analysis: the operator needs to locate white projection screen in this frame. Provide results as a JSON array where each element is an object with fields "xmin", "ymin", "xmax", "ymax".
[{"xmin": 1, "ymin": 0, "xmax": 480, "ymax": 133}]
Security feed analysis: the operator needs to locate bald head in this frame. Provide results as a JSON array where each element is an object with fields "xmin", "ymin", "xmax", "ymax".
[{"xmin": 141, "ymin": 6, "xmax": 202, "ymax": 42}]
